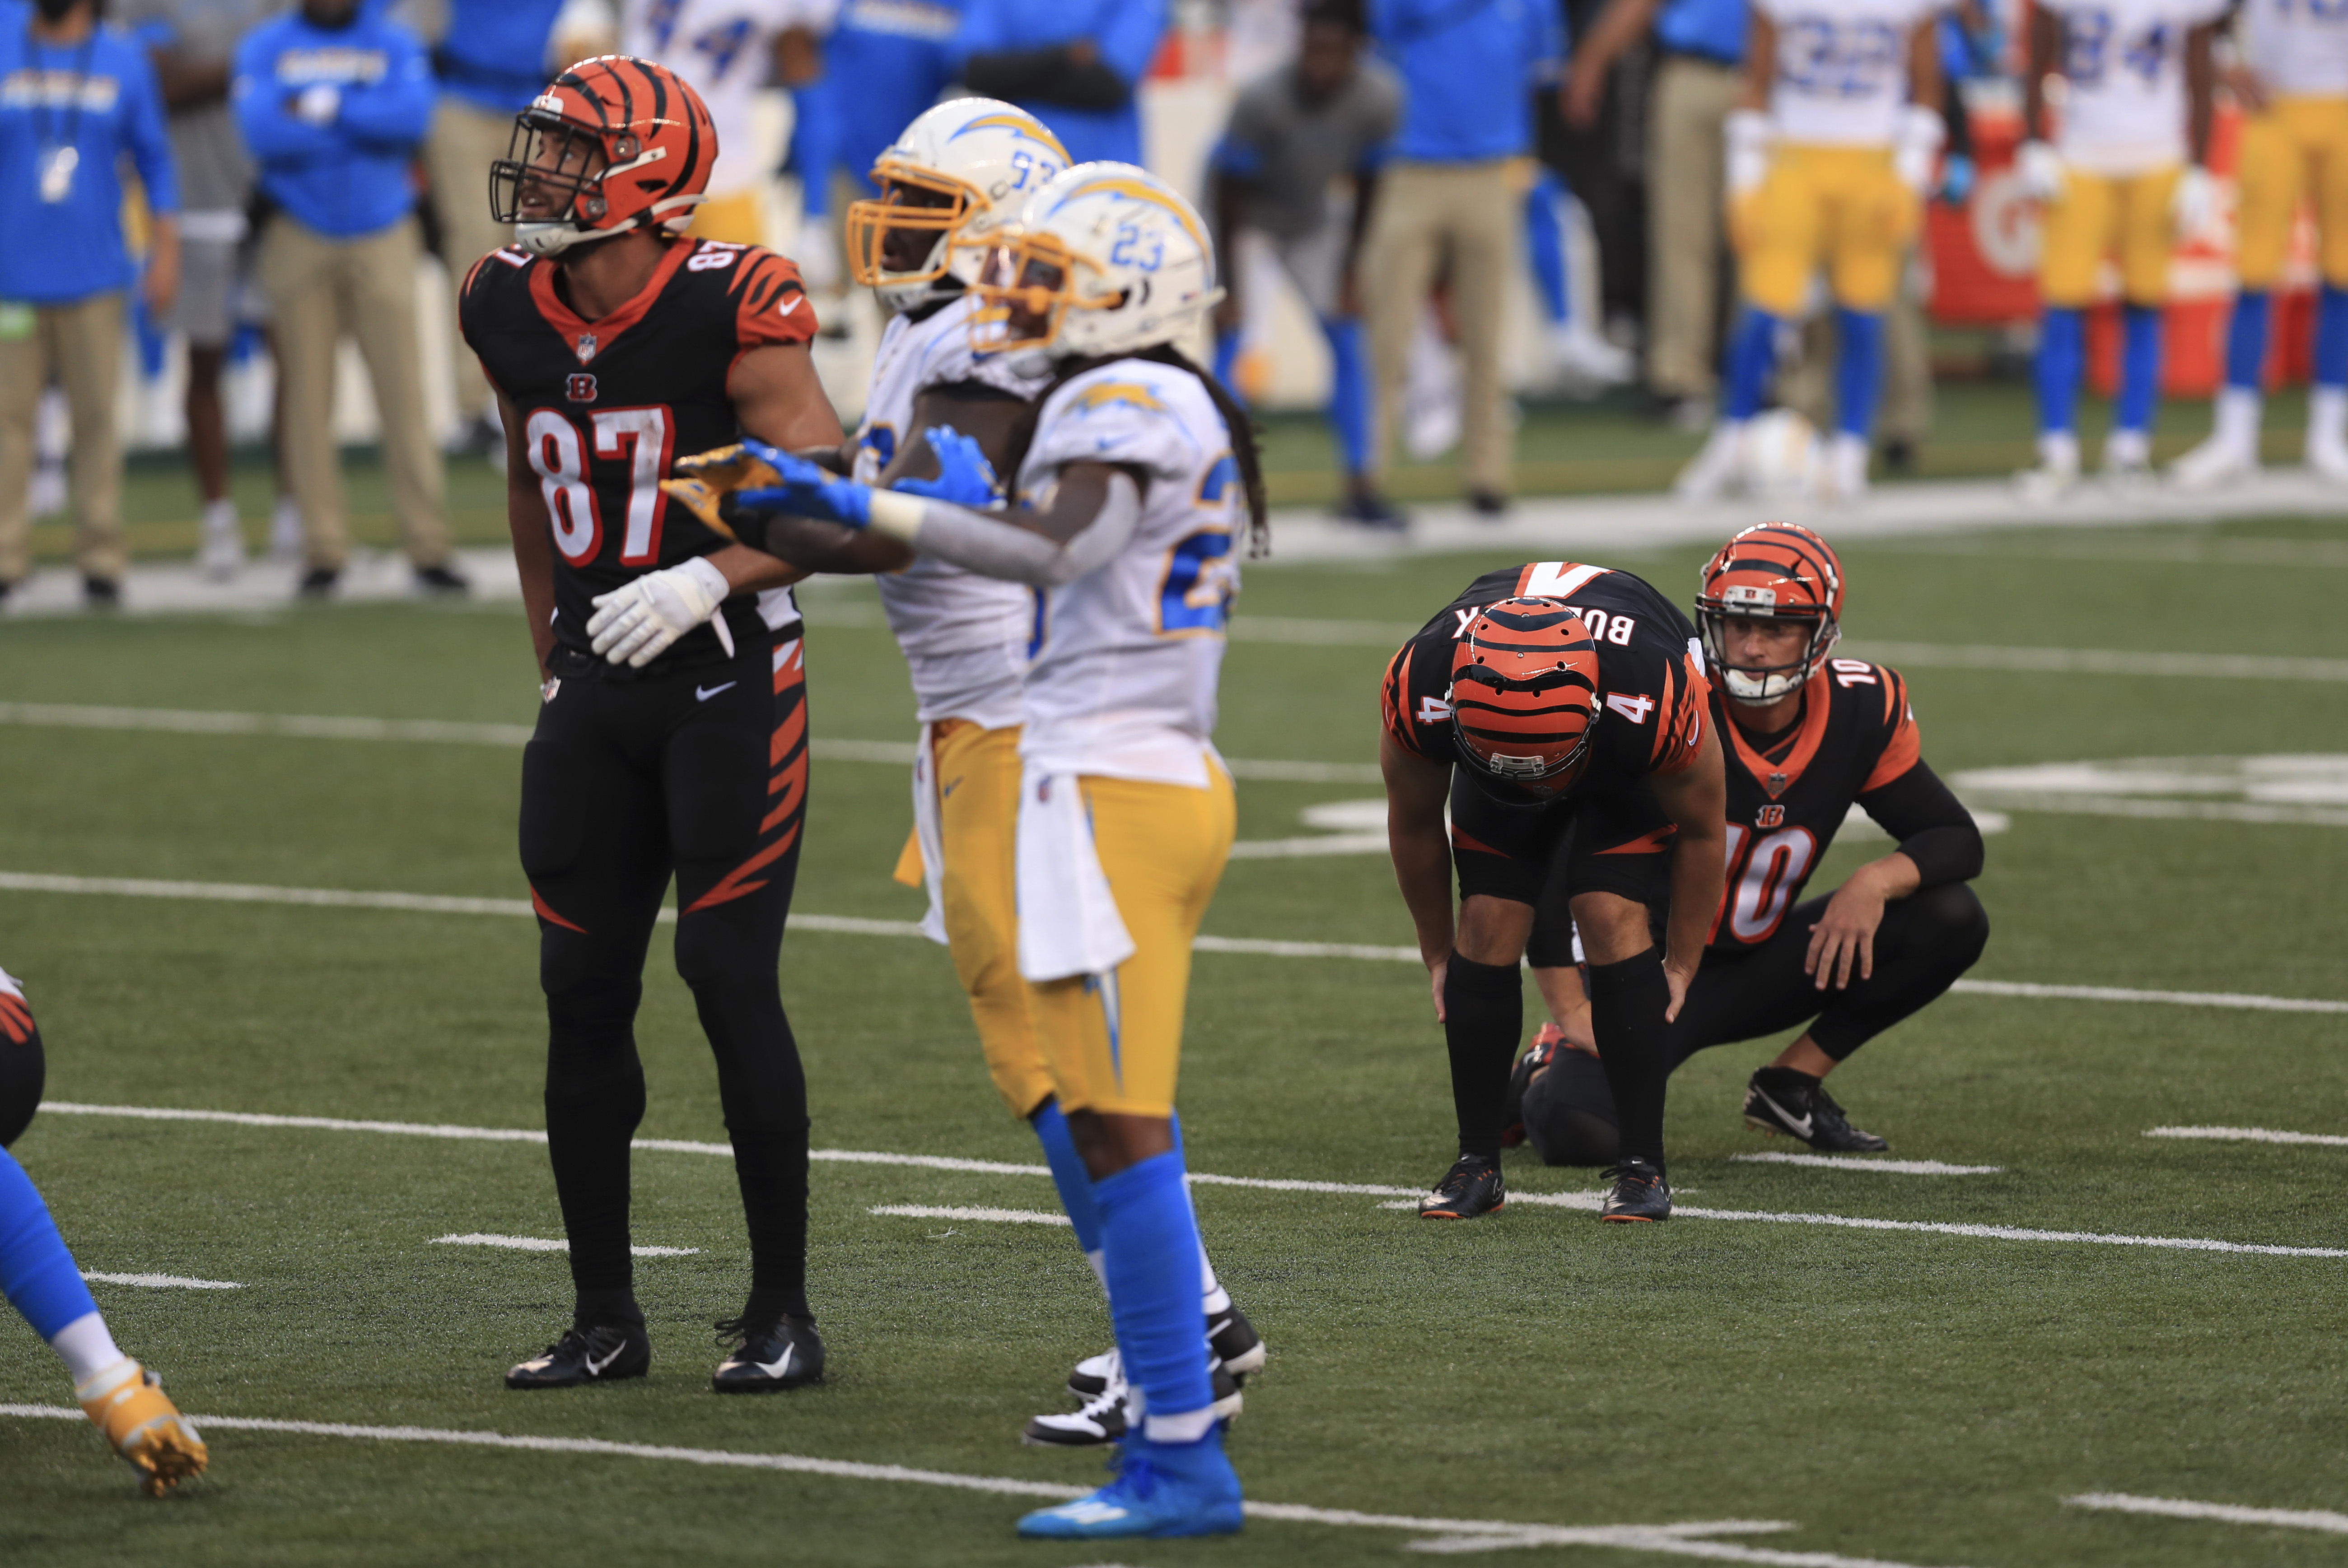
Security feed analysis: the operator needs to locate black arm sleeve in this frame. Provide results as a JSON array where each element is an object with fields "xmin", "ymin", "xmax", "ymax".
[
  {"xmin": 1855, "ymin": 758, "xmax": 1984, "ymax": 888},
  {"xmin": 960, "ymin": 47, "xmax": 1133, "ymax": 112}
]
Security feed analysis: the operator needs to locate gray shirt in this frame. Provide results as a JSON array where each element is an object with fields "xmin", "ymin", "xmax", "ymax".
[
  {"xmin": 1214, "ymin": 58, "xmax": 1402, "ymax": 240},
  {"xmin": 114, "ymin": 0, "xmax": 285, "ymax": 216}
]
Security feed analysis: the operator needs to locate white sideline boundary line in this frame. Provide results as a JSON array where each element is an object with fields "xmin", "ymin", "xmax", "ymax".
[
  {"xmin": 38, "ymin": 1103, "xmax": 2348, "ymax": 1259},
  {"xmin": 868, "ymin": 1205, "xmax": 1071, "ymax": 1226},
  {"xmin": 431, "ymin": 1234, "xmax": 698, "ymax": 1257},
  {"xmin": 1730, "ymin": 1154, "xmax": 2002, "ymax": 1176},
  {"xmin": 2144, "ymin": 1125, "xmax": 2348, "ymax": 1147},
  {"xmin": 2066, "ymin": 1492, "xmax": 2348, "ymax": 1535},
  {"xmin": 79, "ymin": 1271, "xmax": 241, "ymax": 1290},
  {"xmin": 0, "ymin": 1403, "xmax": 1961, "ymax": 1565},
  {"xmin": 7, "ymin": 869, "xmax": 2344, "ymax": 1017}
]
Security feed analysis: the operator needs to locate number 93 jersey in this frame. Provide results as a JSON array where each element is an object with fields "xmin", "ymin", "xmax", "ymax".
[
  {"xmin": 2043, "ymin": 0, "xmax": 2230, "ymax": 171},
  {"xmin": 459, "ymin": 237, "xmax": 817, "ymax": 679},
  {"xmin": 1756, "ymin": 0, "xmax": 1940, "ymax": 146},
  {"xmin": 623, "ymin": 0, "xmax": 840, "ymax": 195},
  {"xmin": 1011, "ymin": 359, "xmax": 1241, "ymax": 790}
]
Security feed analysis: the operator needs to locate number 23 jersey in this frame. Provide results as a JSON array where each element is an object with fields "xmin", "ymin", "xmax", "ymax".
[
  {"xmin": 1382, "ymin": 561, "xmax": 1710, "ymax": 802},
  {"xmin": 1012, "ymin": 358, "xmax": 1241, "ymax": 789},
  {"xmin": 460, "ymin": 237, "xmax": 815, "ymax": 678}
]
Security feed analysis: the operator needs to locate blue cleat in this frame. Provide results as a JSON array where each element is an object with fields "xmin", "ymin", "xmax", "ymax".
[{"xmin": 1015, "ymin": 1429, "xmax": 1244, "ymax": 1540}]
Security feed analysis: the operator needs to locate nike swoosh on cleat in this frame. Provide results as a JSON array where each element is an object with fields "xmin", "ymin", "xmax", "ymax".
[
  {"xmin": 585, "ymin": 1344, "xmax": 627, "ymax": 1376},
  {"xmin": 1755, "ymin": 1089, "xmax": 1813, "ymax": 1140},
  {"xmin": 753, "ymin": 1346, "xmax": 796, "ymax": 1379},
  {"xmin": 696, "ymin": 681, "xmax": 738, "ymax": 702}
]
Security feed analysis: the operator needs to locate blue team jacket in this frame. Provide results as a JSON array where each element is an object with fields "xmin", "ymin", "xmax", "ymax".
[
  {"xmin": 0, "ymin": 19, "xmax": 178, "ymax": 303},
  {"xmin": 233, "ymin": 7, "xmax": 434, "ymax": 239}
]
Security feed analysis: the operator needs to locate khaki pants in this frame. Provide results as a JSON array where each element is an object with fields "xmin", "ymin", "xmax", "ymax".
[
  {"xmin": 260, "ymin": 215, "xmax": 452, "ymax": 572},
  {"xmin": 0, "ymin": 292, "xmax": 126, "ymax": 584},
  {"xmin": 1647, "ymin": 55, "xmax": 1743, "ymax": 400},
  {"xmin": 1364, "ymin": 159, "xmax": 1518, "ymax": 494},
  {"xmin": 425, "ymin": 96, "xmax": 516, "ymax": 427}
]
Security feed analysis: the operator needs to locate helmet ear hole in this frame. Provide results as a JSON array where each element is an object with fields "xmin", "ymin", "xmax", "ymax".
[{"xmin": 613, "ymin": 133, "xmax": 640, "ymax": 161}]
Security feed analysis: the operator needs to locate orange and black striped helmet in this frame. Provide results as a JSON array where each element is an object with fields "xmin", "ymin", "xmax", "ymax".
[
  {"xmin": 1447, "ymin": 599, "xmax": 1601, "ymax": 790},
  {"xmin": 490, "ymin": 56, "xmax": 718, "ymax": 257},
  {"xmin": 1694, "ymin": 522, "xmax": 1844, "ymax": 704}
]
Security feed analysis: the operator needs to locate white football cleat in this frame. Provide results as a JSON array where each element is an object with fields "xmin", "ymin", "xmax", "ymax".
[
  {"xmin": 2101, "ymin": 427, "xmax": 2153, "ymax": 486},
  {"xmin": 2169, "ymin": 431, "xmax": 2257, "ymax": 489},
  {"xmin": 1821, "ymin": 431, "xmax": 1870, "ymax": 503},
  {"xmin": 2306, "ymin": 436, "xmax": 2348, "ymax": 483},
  {"xmin": 2015, "ymin": 431, "xmax": 2081, "ymax": 503},
  {"xmin": 1674, "ymin": 421, "xmax": 1747, "ymax": 501}
]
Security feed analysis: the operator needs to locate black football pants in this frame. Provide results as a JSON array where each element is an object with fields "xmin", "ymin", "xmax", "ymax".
[
  {"xmin": 521, "ymin": 631, "xmax": 812, "ymax": 1323},
  {"xmin": 1520, "ymin": 882, "xmax": 1990, "ymax": 1166}
]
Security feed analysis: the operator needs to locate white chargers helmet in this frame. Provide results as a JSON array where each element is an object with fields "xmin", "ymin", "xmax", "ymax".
[
  {"xmin": 968, "ymin": 162, "xmax": 1223, "ymax": 365},
  {"xmin": 845, "ymin": 98, "xmax": 1070, "ymax": 314}
]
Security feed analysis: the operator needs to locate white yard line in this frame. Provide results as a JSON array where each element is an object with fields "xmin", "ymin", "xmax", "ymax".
[
  {"xmin": 431, "ymin": 1234, "xmax": 698, "ymax": 1257},
  {"xmin": 39, "ymin": 1102, "xmax": 2348, "ymax": 1260},
  {"xmin": 1730, "ymin": 1154, "xmax": 2002, "ymax": 1176},
  {"xmin": 2065, "ymin": 1492, "xmax": 2348, "ymax": 1535},
  {"xmin": 868, "ymin": 1205, "xmax": 1071, "ymax": 1226},
  {"xmin": 9, "ymin": 868, "xmax": 2343, "ymax": 1018},
  {"xmin": 0, "ymin": 1400, "xmax": 1962, "ymax": 1565},
  {"xmin": 80, "ymin": 1271, "xmax": 241, "ymax": 1290},
  {"xmin": 2144, "ymin": 1126, "xmax": 2348, "ymax": 1147}
]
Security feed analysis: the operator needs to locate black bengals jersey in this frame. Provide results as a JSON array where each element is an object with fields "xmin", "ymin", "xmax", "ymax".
[
  {"xmin": 1382, "ymin": 561, "xmax": 1710, "ymax": 804},
  {"xmin": 1708, "ymin": 658, "xmax": 1925, "ymax": 952},
  {"xmin": 459, "ymin": 237, "xmax": 816, "ymax": 679}
]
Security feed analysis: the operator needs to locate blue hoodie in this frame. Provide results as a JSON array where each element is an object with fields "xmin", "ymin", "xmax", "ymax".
[{"xmin": 233, "ymin": 5, "xmax": 434, "ymax": 239}]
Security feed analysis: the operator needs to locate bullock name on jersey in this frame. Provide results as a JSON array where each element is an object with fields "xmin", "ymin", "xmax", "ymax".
[
  {"xmin": 1709, "ymin": 657, "xmax": 1922, "ymax": 950},
  {"xmin": 1382, "ymin": 563, "xmax": 1709, "ymax": 802},
  {"xmin": 460, "ymin": 237, "xmax": 815, "ymax": 677}
]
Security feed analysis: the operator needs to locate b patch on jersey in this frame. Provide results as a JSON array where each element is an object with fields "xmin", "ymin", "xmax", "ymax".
[
  {"xmin": 1757, "ymin": 804, "xmax": 1785, "ymax": 828},
  {"xmin": 565, "ymin": 372, "xmax": 598, "ymax": 404}
]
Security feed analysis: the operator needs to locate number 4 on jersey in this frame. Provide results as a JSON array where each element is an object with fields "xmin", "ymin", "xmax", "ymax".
[{"xmin": 1605, "ymin": 693, "xmax": 1656, "ymax": 724}]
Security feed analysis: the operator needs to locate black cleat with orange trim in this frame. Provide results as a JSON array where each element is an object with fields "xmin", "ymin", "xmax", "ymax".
[
  {"xmin": 1598, "ymin": 1158, "xmax": 1671, "ymax": 1221},
  {"xmin": 1419, "ymin": 1153, "xmax": 1507, "ymax": 1219}
]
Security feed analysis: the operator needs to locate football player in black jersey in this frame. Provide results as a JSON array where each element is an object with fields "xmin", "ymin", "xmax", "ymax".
[
  {"xmin": 461, "ymin": 57, "xmax": 844, "ymax": 1395},
  {"xmin": 1507, "ymin": 525, "xmax": 1989, "ymax": 1164},
  {"xmin": 1382, "ymin": 563, "xmax": 1727, "ymax": 1222}
]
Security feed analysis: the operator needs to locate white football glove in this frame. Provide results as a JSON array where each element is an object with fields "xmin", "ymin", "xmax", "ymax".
[
  {"xmin": 2016, "ymin": 140, "xmax": 2065, "ymax": 203},
  {"xmin": 294, "ymin": 83, "xmax": 341, "ymax": 126},
  {"xmin": 1725, "ymin": 110, "xmax": 1775, "ymax": 200},
  {"xmin": 1893, "ymin": 105, "xmax": 1946, "ymax": 196},
  {"xmin": 586, "ymin": 556, "xmax": 734, "ymax": 668},
  {"xmin": 2171, "ymin": 164, "xmax": 2217, "ymax": 239}
]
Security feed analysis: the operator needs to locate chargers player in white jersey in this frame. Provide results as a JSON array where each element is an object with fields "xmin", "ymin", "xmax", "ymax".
[
  {"xmin": 2173, "ymin": 0, "xmax": 2348, "ymax": 484},
  {"xmin": 723, "ymin": 161, "xmax": 1259, "ymax": 1540},
  {"xmin": 1674, "ymin": 0, "xmax": 1947, "ymax": 503},
  {"xmin": 620, "ymin": 0, "xmax": 838, "ymax": 244},
  {"xmin": 671, "ymin": 106, "xmax": 1265, "ymax": 1453},
  {"xmin": 2014, "ymin": 0, "xmax": 2223, "ymax": 493}
]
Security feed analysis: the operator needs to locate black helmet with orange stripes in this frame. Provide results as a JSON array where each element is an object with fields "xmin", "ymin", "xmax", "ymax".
[
  {"xmin": 490, "ymin": 56, "xmax": 717, "ymax": 258},
  {"xmin": 1447, "ymin": 598, "xmax": 1601, "ymax": 792},
  {"xmin": 1695, "ymin": 523, "xmax": 1844, "ymax": 705}
]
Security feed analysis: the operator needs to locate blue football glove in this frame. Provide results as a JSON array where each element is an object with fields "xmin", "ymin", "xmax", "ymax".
[
  {"xmin": 890, "ymin": 425, "xmax": 1000, "ymax": 508},
  {"xmin": 732, "ymin": 437, "xmax": 874, "ymax": 527}
]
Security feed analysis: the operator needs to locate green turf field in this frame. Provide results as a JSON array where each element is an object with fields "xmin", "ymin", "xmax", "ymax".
[{"xmin": 2, "ymin": 516, "xmax": 2345, "ymax": 1565}]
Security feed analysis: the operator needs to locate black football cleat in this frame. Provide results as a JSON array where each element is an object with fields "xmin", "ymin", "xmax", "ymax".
[
  {"xmin": 1207, "ymin": 1301, "xmax": 1265, "ymax": 1382},
  {"xmin": 1744, "ymin": 1067, "xmax": 1890, "ymax": 1152},
  {"xmin": 712, "ymin": 1312, "xmax": 826, "ymax": 1392},
  {"xmin": 1419, "ymin": 1153, "xmax": 1506, "ymax": 1219},
  {"xmin": 505, "ymin": 1321, "xmax": 651, "ymax": 1389},
  {"xmin": 1598, "ymin": 1158, "xmax": 1672, "ymax": 1222},
  {"xmin": 1026, "ymin": 1359, "xmax": 1242, "ymax": 1447},
  {"xmin": 1502, "ymin": 1025, "xmax": 1568, "ymax": 1149}
]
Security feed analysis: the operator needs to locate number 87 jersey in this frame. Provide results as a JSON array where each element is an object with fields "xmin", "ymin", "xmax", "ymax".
[{"xmin": 459, "ymin": 237, "xmax": 817, "ymax": 677}]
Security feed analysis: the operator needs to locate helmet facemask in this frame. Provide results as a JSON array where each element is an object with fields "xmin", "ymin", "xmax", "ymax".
[
  {"xmin": 846, "ymin": 162, "xmax": 982, "ymax": 312},
  {"xmin": 491, "ymin": 104, "xmax": 690, "ymax": 258},
  {"xmin": 1699, "ymin": 589, "xmax": 1839, "ymax": 705},
  {"xmin": 965, "ymin": 230, "xmax": 1123, "ymax": 358}
]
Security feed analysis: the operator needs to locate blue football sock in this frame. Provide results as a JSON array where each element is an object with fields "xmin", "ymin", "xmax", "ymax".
[
  {"xmin": 0, "ymin": 1146, "xmax": 97, "ymax": 1342},
  {"xmin": 2036, "ymin": 306, "xmax": 2084, "ymax": 436},
  {"xmin": 2226, "ymin": 290, "xmax": 2271, "ymax": 391},
  {"xmin": 1524, "ymin": 168, "xmax": 1570, "ymax": 326},
  {"xmin": 1094, "ymin": 1151, "xmax": 1212, "ymax": 1435},
  {"xmin": 1320, "ymin": 316, "xmax": 1372, "ymax": 478},
  {"xmin": 2316, "ymin": 284, "xmax": 2348, "ymax": 390},
  {"xmin": 1833, "ymin": 307, "xmax": 1885, "ymax": 439},
  {"xmin": 1030, "ymin": 1101, "xmax": 1103, "ymax": 1260},
  {"xmin": 1723, "ymin": 308, "xmax": 1780, "ymax": 422},
  {"xmin": 2118, "ymin": 303, "xmax": 2162, "ymax": 434}
]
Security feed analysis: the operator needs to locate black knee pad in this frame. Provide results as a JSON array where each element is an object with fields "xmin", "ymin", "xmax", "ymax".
[
  {"xmin": 1520, "ymin": 1048, "xmax": 1620, "ymax": 1167},
  {"xmin": 538, "ymin": 921, "xmax": 606, "ymax": 999},
  {"xmin": 0, "ymin": 1028, "xmax": 44, "ymax": 1149},
  {"xmin": 1911, "ymin": 882, "xmax": 1990, "ymax": 963},
  {"xmin": 673, "ymin": 911, "xmax": 761, "ymax": 992}
]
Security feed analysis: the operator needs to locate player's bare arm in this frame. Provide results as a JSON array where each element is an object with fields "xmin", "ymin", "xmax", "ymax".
[
  {"xmin": 2024, "ymin": 6, "xmax": 2061, "ymax": 141},
  {"xmin": 712, "ymin": 341, "xmax": 845, "ymax": 593},
  {"xmin": 1566, "ymin": 0, "xmax": 1667, "ymax": 126},
  {"xmin": 1806, "ymin": 847, "xmax": 1922, "ymax": 991},
  {"xmin": 499, "ymin": 391, "xmax": 561, "ymax": 682},
  {"xmin": 1906, "ymin": 14, "xmax": 1943, "ymax": 110},
  {"xmin": 1380, "ymin": 732, "xmax": 1460, "ymax": 1019},
  {"xmin": 2186, "ymin": 19, "xmax": 2221, "ymax": 159},
  {"xmin": 1640, "ymin": 721, "xmax": 1728, "ymax": 1022},
  {"xmin": 1739, "ymin": 10, "xmax": 1779, "ymax": 108}
]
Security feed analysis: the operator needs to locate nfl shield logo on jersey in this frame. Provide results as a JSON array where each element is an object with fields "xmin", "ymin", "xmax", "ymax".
[{"xmin": 575, "ymin": 333, "xmax": 598, "ymax": 365}]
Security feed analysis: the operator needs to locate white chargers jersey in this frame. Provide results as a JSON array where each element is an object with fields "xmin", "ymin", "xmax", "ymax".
[
  {"xmin": 621, "ymin": 0, "xmax": 838, "ymax": 195},
  {"xmin": 2047, "ymin": 0, "xmax": 2228, "ymax": 172},
  {"xmin": 859, "ymin": 293, "xmax": 1050, "ymax": 727},
  {"xmin": 2241, "ymin": 0, "xmax": 2348, "ymax": 100},
  {"xmin": 1756, "ymin": 0, "xmax": 1939, "ymax": 145},
  {"xmin": 1013, "ymin": 359, "xmax": 1240, "ymax": 789}
]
